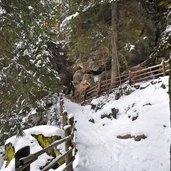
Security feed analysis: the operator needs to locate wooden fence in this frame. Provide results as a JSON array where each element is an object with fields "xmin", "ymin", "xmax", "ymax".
[
  {"xmin": 84, "ymin": 59, "xmax": 170, "ymax": 101},
  {"xmin": 15, "ymin": 95, "xmax": 76, "ymax": 171}
]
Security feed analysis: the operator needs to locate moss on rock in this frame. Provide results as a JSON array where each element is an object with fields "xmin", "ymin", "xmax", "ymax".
[{"xmin": 5, "ymin": 143, "xmax": 15, "ymax": 167}]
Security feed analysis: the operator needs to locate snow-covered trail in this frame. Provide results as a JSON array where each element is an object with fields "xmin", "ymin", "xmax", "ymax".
[
  {"xmin": 64, "ymin": 77, "xmax": 170, "ymax": 171},
  {"xmin": 64, "ymin": 99, "xmax": 123, "ymax": 171}
]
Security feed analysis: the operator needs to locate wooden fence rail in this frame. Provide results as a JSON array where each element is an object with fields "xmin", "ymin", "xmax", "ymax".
[
  {"xmin": 84, "ymin": 59, "xmax": 170, "ymax": 101},
  {"xmin": 15, "ymin": 96, "xmax": 76, "ymax": 171}
]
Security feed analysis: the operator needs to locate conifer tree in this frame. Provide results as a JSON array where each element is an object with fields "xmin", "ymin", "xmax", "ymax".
[{"xmin": 0, "ymin": 0, "xmax": 62, "ymax": 142}]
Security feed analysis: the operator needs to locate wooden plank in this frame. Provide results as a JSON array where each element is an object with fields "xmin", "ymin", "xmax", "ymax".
[
  {"xmin": 86, "ymin": 90, "xmax": 94, "ymax": 96},
  {"xmin": 120, "ymin": 73, "xmax": 129, "ymax": 78},
  {"xmin": 63, "ymin": 111, "xmax": 68, "ymax": 128},
  {"xmin": 120, "ymin": 77, "xmax": 129, "ymax": 83},
  {"xmin": 132, "ymin": 68, "xmax": 162, "ymax": 79},
  {"xmin": 134, "ymin": 72, "xmax": 163, "ymax": 82},
  {"xmin": 97, "ymin": 80, "xmax": 101, "ymax": 96},
  {"xmin": 132, "ymin": 64, "xmax": 161, "ymax": 74},
  {"xmin": 101, "ymin": 82, "xmax": 111, "ymax": 88},
  {"xmin": 15, "ymin": 146, "xmax": 30, "ymax": 171},
  {"xmin": 86, "ymin": 91, "xmax": 95, "ymax": 98},
  {"xmin": 15, "ymin": 160, "xmax": 34, "ymax": 171},
  {"xmin": 86, "ymin": 62, "xmax": 168, "ymax": 100},
  {"xmin": 87, "ymin": 85, "xmax": 97, "ymax": 92},
  {"xmin": 20, "ymin": 136, "xmax": 72, "ymax": 165},
  {"xmin": 153, "ymin": 72, "xmax": 165, "ymax": 77},
  {"xmin": 86, "ymin": 88, "xmax": 96, "ymax": 95},
  {"xmin": 42, "ymin": 149, "xmax": 72, "ymax": 171},
  {"xmin": 149, "ymin": 68, "xmax": 163, "ymax": 74},
  {"xmin": 165, "ymin": 64, "xmax": 169, "ymax": 69},
  {"xmin": 86, "ymin": 89, "xmax": 97, "ymax": 97},
  {"xmin": 89, "ymin": 75, "xmax": 128, "ymax": 96},
  {"xmin": 166, "ymin": 69, "xmax": 170, "ymax": 73},
  {"xmin": 64, "ymin": 125, "xmax": 73, "ymax": 171},
  {"xmin": 62, "ymin": 161, "xmax": 73, "ymax": 171},
  {"xmin": 100, "ymin": 87, "xmax": 107, "ymax": 93},
  {"xmin": 101, "ymin": 82, "xmax": 110, "ymax": 89},
  {"xmin": 86, "ymin": 92, "xmax": 97, "ymax": 99},
  {"xmin": 161, "ymin": 59, "xmax": 166, "ymax": 76},
  {"xmin": 101, "ymin": 79, "xmax": 111, "ymax": 84}
]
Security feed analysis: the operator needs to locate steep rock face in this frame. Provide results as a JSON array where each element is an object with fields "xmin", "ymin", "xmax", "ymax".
[
  {"xmin": 72, "ymin": 60, "xmax": 110, "ymax": 99},
  {"xmin": 71, "ymin": 50, "xmax": 112, "ymax": 99},
  {"xmin": 69, "ymin": 1, "xmax": 158, "ymax": 69},
  {"xmin": 67, "ymin": 1, "xmax": 171, "ymax": 100},
  {"xmin": 47, "ymin": 41, "xmax": 73, "ymax": 86}
]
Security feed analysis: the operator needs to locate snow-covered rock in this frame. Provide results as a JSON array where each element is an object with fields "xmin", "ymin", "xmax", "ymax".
[{"xmin": 1, "ymin": 125, "xmax": 64, "ymax": 171}]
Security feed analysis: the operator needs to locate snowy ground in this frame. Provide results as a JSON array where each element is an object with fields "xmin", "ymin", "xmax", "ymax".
[
  {"xmin": 1, "ymin": 76, "xmax": 170, "ymax": 171},
  {"xmin": 63, "ymin": 76, "xmax": 170, "ymax": 171}
]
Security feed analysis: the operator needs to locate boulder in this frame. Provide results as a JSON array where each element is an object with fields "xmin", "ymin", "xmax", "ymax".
[
  {"xmin": 132, "ymin": 115, "xmax": 138, "ymax": 121},
  {"xmin": 161, "ymin": 83, "xmax": 166, "ymax": 89},
  {"xmin": 111, "ymin": 108, "xmax": 119, "ymax": 119},
  {"xmin": 89, "ymin": 118, "xmax": 95, "ymax": 124},
  {"xmin": 73, "ymin": 68, "xmax": 84, "ymax": 87}
]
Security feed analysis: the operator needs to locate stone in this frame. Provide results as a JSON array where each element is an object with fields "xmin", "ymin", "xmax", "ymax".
[
  {"xmin": 134, "ymin": 134, "xmax": 147, "ymax": 141},
  {"xmin": 132, "ymin": 115, "xmax": 138, "ymax": 121},
  {"xmin": 143, "ymin": 103, "xmax": 152, "ymax": 107},
  {"xmin": 115, "ymin": 92, "xmax": 121, "ymax": 100},
  {"xmin": 140, "ymin": 84, "xmax": 150, "ymax": 90},
  {"xmin": 101, "ymin": 113, "xmax": 112, "ymax": 119},
  {"xmin": 117, "ymin": 134, "xmax": 147, "ymax": 141},
  {"xmin": 91, "ymin": 104, "xmax": 96, "ymax": 110},
  {"xmin": 134, "ymin": 85, "xmax": 140, "ymax": 89},
  {"xmin": 111, "ymin": 108, "xmax": 119, "ymax": 119},
  {"xmin": 89, "ymin": 118, "xmax": 95, "ymax": 124},
  {"xmin": 124, "ymin": 89, "xmax": 133, "ymax": 95},
  {"xmin": 161, "ymin": 83, "xmax": 166, "ymax": 89},
  {"xmin": 95, "ymin": 103, "xmax": 105, "ymax": 112},
  {"xmin": 117, "ymin": 134, "xmax": 132, "ymax": 139},
  {"xmin": 151, "ymin": 81, "xmax": 157, "ymax": 85}
]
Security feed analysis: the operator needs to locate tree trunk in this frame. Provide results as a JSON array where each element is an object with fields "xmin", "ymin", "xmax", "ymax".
[
  {"xmin": 169, "ymin": 58, "xmax": 171, "ymax": 125},
  {"xmin": 111, "ymin": 1, "xmax": 119, "ymax": 87},
  {"xmin": 169, "ymin": 57, "xmax": 171, "ymax": 162}
]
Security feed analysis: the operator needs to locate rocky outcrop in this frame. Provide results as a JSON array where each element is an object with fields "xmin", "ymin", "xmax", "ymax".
[
  {"xmin": 47, "ymin": 41, "xmax": 73, "ymax": 86},
  {"xmin": 72, "ymin": 52, "xmax": 111, "ymax": 100}
]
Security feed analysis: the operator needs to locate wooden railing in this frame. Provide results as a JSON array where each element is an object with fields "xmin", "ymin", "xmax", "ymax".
[
  {"xmin": 84, "ymin": 59, "xmax": 170, "ymax": 101},
  {"xmin": 15, "ymin": 95, "xmax": 76, "ymax": 171}
]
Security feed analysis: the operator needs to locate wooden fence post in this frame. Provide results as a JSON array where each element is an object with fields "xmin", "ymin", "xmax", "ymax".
[
  {"xmin": 97, "ymin": 80, "xmax": 101, "ymax": 96},
  {"xmin": 64, "ymin": 125, "xmax": 73, "ymax": 171},
  {"xmin": 15, "ymin": 146, "xmax": 30, "ymax": 171},
  {"xmin": 60, "ymin": 95, "xmax": 64, "ymax": 114},
  {"xmin": 69, "ymin": 116, "xmax": 74, "ymax": 132},
  {"xmin": 83, "ymin": 89, "xmax": 87, "ymax": 103},
  {"xmin": 63, "ymin": 111, "xmax": 68, "ymax": 128},
  {"xmin": 68, "ymin": 116, "xmax": 74, "ymax": 153},
  {"xmin": 129, "ymin": 71, "xmax": 133, "ymax": 85},
  {"xmin": 162, "ymin": 59, "xmax": 166, "ymax": 76}
]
